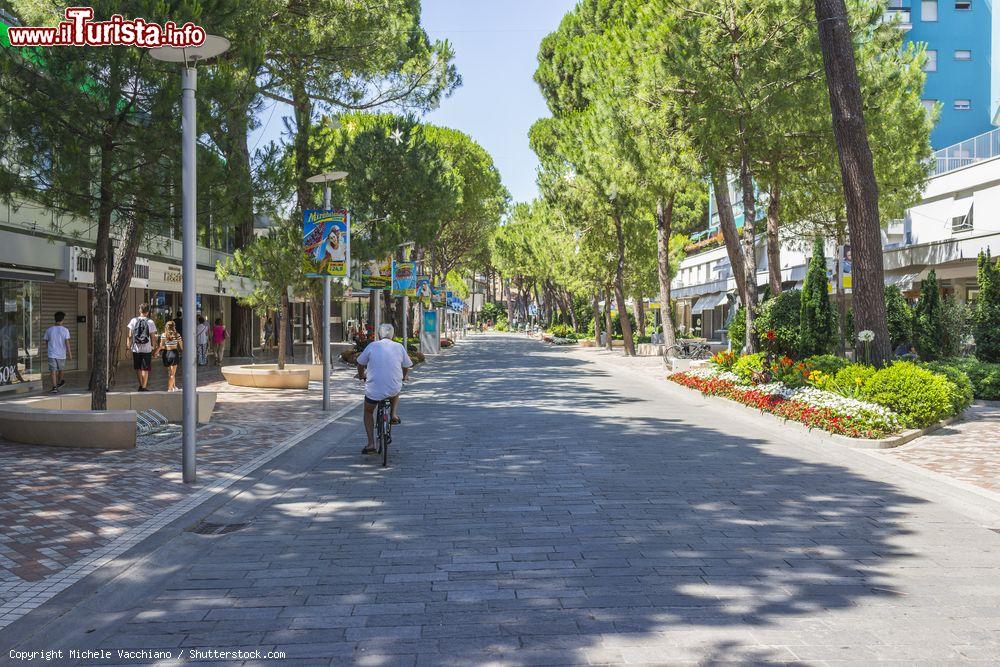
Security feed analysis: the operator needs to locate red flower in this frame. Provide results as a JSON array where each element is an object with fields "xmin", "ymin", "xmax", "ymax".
[{"xmin": 765, "ymin": 330, "xmax": 777, "ymax": 341}]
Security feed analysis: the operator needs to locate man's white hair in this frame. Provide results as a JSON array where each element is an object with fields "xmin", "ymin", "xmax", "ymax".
[{"xmin": 379, "ymin": 323, "xmax": 395, "ymax": 339}]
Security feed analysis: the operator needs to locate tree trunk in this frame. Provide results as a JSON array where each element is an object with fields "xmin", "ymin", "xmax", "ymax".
[
  {"xmin": 711, "ymin": 170, "xmax": 749, "ymax": 309},
  {"xmin": 225, "ymin": 106, "xmax": 256, "ymax": 358},
  {"xmin": 285, "ymin": 299, "xmax": 295, "ymax": 361},
  {"xmin": 107, "ymin": 210, "xmax": 144, "ymax": 388},
  {"xmin": 635, "ymin": 298, "xmax": 646, "ymax": 341},
  {"xmin": 603, "ymin": 286, "xmax": 614, "ymax": 351},
  {"xmin": 277, "ymin": 294, "xmax": 288, "ymax": 369},
  {"xmin": 592, "ymin": 292, "xmax": 602, "ymax": 345},
  {"xmin": 504, "ymin": 278, "xmax": 514, "ymax": 324},
  {"xmin": 656, "ymin": 196, "xmax": 679, "ymax": 354},
  {"xmin": 90, "ymin": 124, "xmax": 116, "ymax": 411},
  {"xmin": 737, "ymin": 143, "xmax": 759, "ymax": 354},
  {"xmin": 565, "ymin": 291, "xmax": 578, "ymax": 332},
  {"xmin": 766, "ymin": 181, "xmax": 782, "ymax": 297},
  {"xmin": 814, "ymin": 0, "xmax": 892, "ymax": 364},
  {"xmin": 612, "ymin": 214, "xmax": 636, "ymax": 357},
  {"xmin": 308, "ymin": 295, "xmax": 322, "ymax": 364}
]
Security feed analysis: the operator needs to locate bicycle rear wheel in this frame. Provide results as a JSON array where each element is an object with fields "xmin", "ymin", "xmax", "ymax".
[{"xmin": 379, "ymin": 400, "xmax": 391, "ymax": 467}]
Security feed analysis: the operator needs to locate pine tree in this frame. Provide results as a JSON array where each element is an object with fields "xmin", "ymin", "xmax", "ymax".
[
  {"xmin": 974, "ymin": 250, "xmax": 1000, "ymax": 362},
  {"xmin": 799, "ymin": 237, "xmax": 836, "ymax": 356},
  {"xmin": 913, "ymin": 269, "xmax": 944, "ymax": 360}
]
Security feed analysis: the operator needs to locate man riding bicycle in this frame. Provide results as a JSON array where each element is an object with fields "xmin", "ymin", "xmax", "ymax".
[{"xmin": 356, "ymin": 323, "xmax": 412, "ymax": 455}]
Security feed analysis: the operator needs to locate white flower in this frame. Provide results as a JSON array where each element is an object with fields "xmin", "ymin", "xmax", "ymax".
[{"xmin": 858, "ymin": 330, "xmax": 875, "ymax": 343}]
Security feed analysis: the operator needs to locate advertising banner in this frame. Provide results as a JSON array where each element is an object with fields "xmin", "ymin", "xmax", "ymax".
[
  {"xmin": 303, "ymin": 209, "xmax": 350, "ymax": 277},
  {"xmin": 361, "ymin": 258, "xmax": 392, "ymax": 290},
  {"xmin": 431, "ymin": 285, "xmax": 446, "ymax": 305},
  {"xmin": 421, "ymin": 309, "xmax": 441, "ymax": 355},
  {"xmin": 415, "ymin": 276, "xmax": 432, "ymax": 304},
  {"xmin": 391, "ymin": 261, "xmax": 417, "ymax": 296}
]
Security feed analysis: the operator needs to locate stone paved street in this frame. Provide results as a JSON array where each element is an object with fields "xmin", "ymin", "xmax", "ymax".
[{"xmin": 5, "ymin": 334, "xmax": 1000, "ymax": 665}]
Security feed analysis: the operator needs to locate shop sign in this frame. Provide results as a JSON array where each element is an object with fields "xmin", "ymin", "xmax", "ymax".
[
  {"xmin": 163, "ymin": 266, "xmax": 183, "ymax": 284},
  {"xmin": 0, "ymin": 364, "xmax": 23, "ymax": 386}
]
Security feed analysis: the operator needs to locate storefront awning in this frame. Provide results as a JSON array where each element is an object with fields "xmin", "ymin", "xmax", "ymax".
[
  {"xmin": 0, "ymin": 267, "xmax": 55, "ymax": 282},
  {"xmin": 885, "ymin": 271, "xmax": 922, "ymax": 291},
  {"xmin": 691, "ymin": 292, "xmax": 727, "ymax": 314}
]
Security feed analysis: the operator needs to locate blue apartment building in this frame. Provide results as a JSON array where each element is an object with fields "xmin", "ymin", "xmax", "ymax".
[{"xmin": 890, "ymin": 0, "xmax": 997, "ymax": 149}]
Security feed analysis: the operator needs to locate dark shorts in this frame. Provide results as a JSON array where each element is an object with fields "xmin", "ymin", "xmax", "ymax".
[
  {"xmin": 161, "ymin": 350, "xmax": 179, "ymax": 367},
  {"xmin": 365, "ymin": 395, "xmax": 396, "ymax": 406},
  {"xmin": 132, "ymin": 352, "xmax": 152, "ymax": 371}
]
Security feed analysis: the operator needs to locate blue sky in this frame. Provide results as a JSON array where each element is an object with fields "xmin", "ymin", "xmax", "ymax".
[{"xmin": 249, "ymin": 0, "xmax": 576, "ymax": 206}]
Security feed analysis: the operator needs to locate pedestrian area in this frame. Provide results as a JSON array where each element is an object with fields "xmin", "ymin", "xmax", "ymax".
[
  {"xmin": 7, "ymin": 334, "xmax": 998, "ymax": 665},
  {"xmin": 0, "ymin": 363, "xmax": 363, "ymax": 630}
]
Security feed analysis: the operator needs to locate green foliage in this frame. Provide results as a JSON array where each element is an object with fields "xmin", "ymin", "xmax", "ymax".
[
  {"xmin": 861, "ymin": 361, "xmax": 955, "ymax": 428},
  {"xmin": 805, "ymin": 355, "xmax": 851, "ymax": 376},
  {"xmin": 973, "ymin": 251, "xmax": 1000, "ymax": 362},
  {"xmin": 884, "ymin": 285, "xmax": 913, "ymax": 350},
  {"xmin": 913, "ymin": 270, "xmax": 944, "ymax": 361},
  {"xmin": 727, "ymin": 307, "xmax": 746, "ymax": 353},
  {"xmin": 932, "ymin": 358, "xmax": 1000, "ymax": 401},
  {"xmin": 940, "ymin": 297, "xmax": 971, "ymax": 358},
  {"xmin": 832, "ymin": 364, "xmax": 876, "ymax": 399},
  {"xmin": 757, "ymin": 290, "xmax": 802, "ymax": 358},
  {"xmin": 920, "ymin": 362, "xmax": 975, "ymax": 415},
  {"xmin": 799, "ymin": 238, "xmax": 835, "ymax": 357},
  {"xmin": 480, "ymin": 302, "xmax": 505, "ymax": 323},
  {"xmin": 733, "ymin": 353, "xmax": 765, "ymax": 385}
]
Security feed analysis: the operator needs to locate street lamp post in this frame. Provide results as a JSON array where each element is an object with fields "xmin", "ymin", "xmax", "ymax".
[
  {"xmin": 150, "ymin": 37, "xmax": 230, "ymax": 484},
  {"xmin": 306, "ymin": 171, "xmax": 348, "ymax": 412}
]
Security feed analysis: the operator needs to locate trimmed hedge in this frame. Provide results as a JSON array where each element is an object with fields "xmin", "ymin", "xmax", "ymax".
[
  {"xmin": 733, "ymin": 352, "xmax": 764, "ymax": 385},
  {"xmin": 932, "ymin": 357, "xmax": 1000, "ymax": 401},
  {"xmin": 805, "ymin": 354, "xmax": 850, "ymax": 376},
  {"xmin": 921, "ymin": 361, "xmax": 974, "ymax": 414},
  {"xmin": 860, "ymin": 361, "xmax": 955, "ymax": 428}
]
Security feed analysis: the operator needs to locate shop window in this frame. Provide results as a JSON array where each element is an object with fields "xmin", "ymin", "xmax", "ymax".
[{"xmin": 0, "ymin": 280, "xmax": 41, "ymax": 392}]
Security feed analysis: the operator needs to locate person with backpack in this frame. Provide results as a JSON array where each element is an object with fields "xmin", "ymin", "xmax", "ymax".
[{"xmin": 126, "ymin": 303, "xmax": 158, "ymax": 391}]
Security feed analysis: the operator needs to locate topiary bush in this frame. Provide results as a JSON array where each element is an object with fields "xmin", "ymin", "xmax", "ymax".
[
  {"xmin": 756, "ymin": 290, "xmax": 801, "ymax": 358},
  {"xmin": 861, "ymin": 361, "xmax": 955, "ymax": 428},
  {"xmin": 913, "ymin": 270, "xmax": 944, "ymax": 360},
  {"xmin": 727, "ymin": 306, "xmax": 746, "ymax": 353},
  {"xmin": 921, "ymin": 361, "xmax": 974, "ymax": 414},
  {"xmin": 800, "ymin": 237, "xmax": 836, "ymax": 357},
  {"xmin": 973, "ymin": 250, "xmax": 1000, "ymax": 363},
  {"xmin": 805, "ymin": 354, "xmax": 850, "ymax": 376},
  {"xmin": 733, "ymin": 352, "xmax": 765, "ymax": 385},
  {"xmin": 884, "ymin": 285, "xmax": 913, "ymax": 350}
]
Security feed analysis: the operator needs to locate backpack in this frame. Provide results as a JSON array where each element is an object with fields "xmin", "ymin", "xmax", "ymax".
[{"xmin": 133, "ymin": 318, "xmax": 150, "ymax": 346}]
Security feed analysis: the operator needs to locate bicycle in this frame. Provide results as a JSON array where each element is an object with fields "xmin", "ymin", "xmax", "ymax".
[
  {"xmin": 662, "ymin": 340, "xmax": 712, "ymax": 366},
  {"xmin": 374, "ymin": 397, "xmax": 392, "ymax": 468}
]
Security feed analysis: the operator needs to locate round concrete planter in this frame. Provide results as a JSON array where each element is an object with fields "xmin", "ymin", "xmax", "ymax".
[{"xmin": 222, "ymin": 365, "xmax": 311, "ymax": 390}]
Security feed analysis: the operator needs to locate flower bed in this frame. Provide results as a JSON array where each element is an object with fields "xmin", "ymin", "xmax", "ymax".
[{"xmin": 671, "ymin": 367, "xmax": 903, "ymax": 439}]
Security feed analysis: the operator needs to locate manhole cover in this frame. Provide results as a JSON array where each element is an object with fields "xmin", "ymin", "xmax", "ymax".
[{"xmin": 188, "ymin": 521, "xmax": 251, "ymax": 535}]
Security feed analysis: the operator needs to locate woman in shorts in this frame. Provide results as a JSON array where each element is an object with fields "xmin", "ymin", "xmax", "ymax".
[{"xmin": 156, "ymin": 320, "xmax": 183, "ymax": 391}]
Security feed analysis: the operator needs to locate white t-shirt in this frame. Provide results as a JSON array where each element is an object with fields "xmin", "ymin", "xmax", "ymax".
[
  {"xmin": 356, "ymin": 338, "xmax": 413, "ymax": 401},
  {"xmin": 44, "ymin": 325, "xmax": 71, "ymax": 359},
  {"xmin": 126, "ymin": 317, "xmax": 158, "ymax": 353}
]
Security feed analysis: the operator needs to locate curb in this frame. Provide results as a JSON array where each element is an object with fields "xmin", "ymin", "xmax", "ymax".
[{"xmin": 668, "ymin": 381, "xmax": 961, "ymax": 450}]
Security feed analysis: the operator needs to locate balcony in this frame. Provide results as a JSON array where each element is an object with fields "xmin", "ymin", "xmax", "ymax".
[
  {"xmin": 932, "ymin": 127, "xmax": 1000, "ymax": 176},
  {"xmin": 882, "ymin": 7, "xmax": 912, "ymax": 29}
]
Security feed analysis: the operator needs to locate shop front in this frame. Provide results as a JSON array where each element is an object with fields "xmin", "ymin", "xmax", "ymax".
[{"xmin": 0, "ymin": 272, "xmax": 45, "ymax": 395}]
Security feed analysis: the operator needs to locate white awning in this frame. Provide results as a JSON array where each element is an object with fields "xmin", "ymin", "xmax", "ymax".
[
  {"xmin": 885, "ymin": 272, "xmax": 922, "ymax": 290},
  {"xmin": 691, "ymin": 292, "xmax": 727, "ymax": 314}
]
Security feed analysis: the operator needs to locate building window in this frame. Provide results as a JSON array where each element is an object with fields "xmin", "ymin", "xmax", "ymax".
[
  {"xmin": 922, "ymin": 0, "xmax": 938, "ymax": 20},
  {"xmin": 954, "ymin": 99, "xmax": 972, "ymax": 110},
  {"xmin": 922, "ymin": 99, "xmax": 937, "ymax": 113},
  {"xmin": 955, "ymin": 0, "xmax": 971, "ymax": 9},
  {"xmin": 955, "ymin": 49, "xmax": 972, "ymax": 60},
  {"xmin": 924, "ymin": 50, "xmax": 937, "ymax": 71}
]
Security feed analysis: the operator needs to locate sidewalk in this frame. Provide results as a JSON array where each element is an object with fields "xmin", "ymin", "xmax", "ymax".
[
  {"xmin": 0, "ymin": 354, "xmax": 364, "ymax": 630},
  {"xmin": 571, "ymin": 345, "xmax": 1000, "ymax": 498}
]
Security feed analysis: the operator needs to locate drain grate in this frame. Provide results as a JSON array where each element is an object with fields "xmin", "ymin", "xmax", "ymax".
[{"xmin": 188, "ymin": 521, "xmax": 251, "ymax": 535}]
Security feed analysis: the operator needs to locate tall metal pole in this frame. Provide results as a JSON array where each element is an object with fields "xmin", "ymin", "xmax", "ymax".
[
  {"xmin": 322, "ymin": 185, "xmax": 331, "ymax": 412},
  {"xmin": 181, "ymin": 65, "xmax": 198, "ymax": 484},
  {"xmin": 402, "ymin": 295, "xmax": 408, "ymax": 351}
]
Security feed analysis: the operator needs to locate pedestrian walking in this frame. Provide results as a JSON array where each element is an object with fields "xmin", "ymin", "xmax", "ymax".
[
  {"xmin": 43, "ymin": 311, "xmax": 72, "ymax": 393},
  {"xmin": 196, "ymin": 315, "xmax": 210, "ymax": 366},
  {"xmin": 156, "ymin": 321, "xmax": 183, "ymax": 392},
  {"xmin": 126, "ymin": 304, "xmax": 158, "ymax": 392},
  {"xmin": 211, "ymin": 318, "xmax": 228, "ymax": 366},
  {"xmin": 263, "ymin": 317, "xmax": 274, "ymax": 349}
]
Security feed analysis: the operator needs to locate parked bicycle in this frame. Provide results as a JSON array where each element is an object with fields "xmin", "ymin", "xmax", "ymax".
[{"xmin": 662, "ymin": 340, "xmax": 712, "ymax": 366}]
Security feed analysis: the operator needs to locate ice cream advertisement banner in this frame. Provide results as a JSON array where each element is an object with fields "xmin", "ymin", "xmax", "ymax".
[
  {"xmin": 361, "ymin": 258, "xmax": 392, "ymax": 290},
  {"xmin": 391, "ymin": 261, "xmax": 417, "ymax": 296},
  {"xmin": 415, "ymin": 276, "xmax": 432, "ymax": 304},
  {"xmin": 303, "ymin": 209, "xmax": 350, "ymax": 277},
  {"xmin": 431, "ymin": 285, "xmax": 446, "ymax": 305}
]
